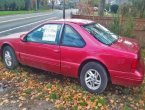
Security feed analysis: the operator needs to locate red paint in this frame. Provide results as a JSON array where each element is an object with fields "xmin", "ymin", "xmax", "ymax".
[{"xmin": 0, "ymin": 19, "xmax": 144, "ymax": 87}]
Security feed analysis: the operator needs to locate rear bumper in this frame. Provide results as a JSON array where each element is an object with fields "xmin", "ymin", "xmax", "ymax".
[{"xmin": 110, "ymin": 58, "xmax": 145, "ymax": 86}]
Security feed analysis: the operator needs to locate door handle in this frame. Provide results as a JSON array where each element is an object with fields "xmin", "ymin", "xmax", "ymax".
[{"xmin": 53, "ymin": 49, "xmax": 60, "ymax": 53}]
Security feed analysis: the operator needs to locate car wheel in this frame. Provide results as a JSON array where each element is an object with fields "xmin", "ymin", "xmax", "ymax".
[
  {"xmin": 80, "ymin": 62, "xmax": 108, "ymax": 94},
  {"xmin": 2, "ymin": 46, "xmax": 19, "ymax": 69}
]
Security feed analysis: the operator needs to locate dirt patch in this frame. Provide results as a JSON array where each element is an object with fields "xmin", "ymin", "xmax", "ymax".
[
  {"xmin": 0, "ymin": 80, "xmax": 57, "ymax": 110},
  {"xmin": 0, "ymin": 99, "xmax": 56, "ymax": 110}
]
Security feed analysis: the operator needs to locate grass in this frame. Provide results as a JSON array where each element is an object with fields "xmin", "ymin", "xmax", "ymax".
[
  {"xmin": 49, "ymin": 92, "xmax": 58, "ymax": 100},
  {"xmin": 141, "ymin": 49, "xmax": 145, "ymax": 58},
  {"xmin": 0, "ymin": 10, "xmax": 51, "ymax": 16},
  {"xmin": 24, "ymin": 88, "xmax": 33, "ymax": 94}
]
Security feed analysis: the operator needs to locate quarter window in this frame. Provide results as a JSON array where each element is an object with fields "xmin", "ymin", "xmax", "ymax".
[
  {"xmin": 61, "ymin": 25, "xmax": 85, "ymax": 47},
  {"xmin": 26, "ymin": 24, "xmax": 62, "ymax": 44}
]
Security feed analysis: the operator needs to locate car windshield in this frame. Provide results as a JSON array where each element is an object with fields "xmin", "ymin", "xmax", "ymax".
[{"xmin": 83, "ymin": 23, "xmax": 119, "ymax": 45}]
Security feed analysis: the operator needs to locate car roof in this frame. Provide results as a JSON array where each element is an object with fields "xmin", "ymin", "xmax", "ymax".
[{"xmin": 51, "ymin": 19, "xmax": 95, "ymax": 25}]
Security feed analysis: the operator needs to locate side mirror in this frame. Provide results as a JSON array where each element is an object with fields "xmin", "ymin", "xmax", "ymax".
[{"xmin": 20, "ymin": 34, "xmax": 26, "ymax": 42}]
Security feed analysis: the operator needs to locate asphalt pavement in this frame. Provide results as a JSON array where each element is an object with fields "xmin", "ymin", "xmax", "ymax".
[{"xmin": 0, "ymin": 9, "xmax": 78, "ymax": 36}]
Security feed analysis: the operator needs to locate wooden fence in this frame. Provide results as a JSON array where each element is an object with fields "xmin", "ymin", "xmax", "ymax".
[{"xmin": 71, "ymin": 14, "xmax": 145, "ymax": 47}]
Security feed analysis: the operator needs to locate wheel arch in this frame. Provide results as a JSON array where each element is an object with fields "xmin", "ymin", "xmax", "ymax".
[
  {"xmin": 1, "ymin": 43, "xmax": 15, "ymax": 59},
  {"xmin": 78, "ymin": 59, "xmax": 111, "ymax": 81}
]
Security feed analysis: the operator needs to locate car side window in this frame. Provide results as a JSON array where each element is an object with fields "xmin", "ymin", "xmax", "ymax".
[
  {"xmin": 61, "ymin": 25, "xmax": 85, "ymax": 47},
  {"xmin": 26, "ymin": 24, "xmax": 62, "ymax": 44}
]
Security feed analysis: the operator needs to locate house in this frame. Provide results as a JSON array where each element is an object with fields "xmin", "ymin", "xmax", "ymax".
[
  {"xmin": 47, "ymin": 0, "xmax": 61, "ymax": 5},
  {"xmin": 106, "ymin": 0, "xmax": 129, "ymax": 5},
  {"xmin": 47, "ymin": 0, "xmax": 79, "ymax": 9},
  {"xmin": 47, "ymin": 0, "xmax": 79, "ymax": 5}
]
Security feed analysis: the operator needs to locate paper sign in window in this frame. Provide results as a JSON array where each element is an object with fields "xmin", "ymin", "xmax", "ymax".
[{"xmin": 42, "ymin": 25, "xmax": 58, "ymax": 42}]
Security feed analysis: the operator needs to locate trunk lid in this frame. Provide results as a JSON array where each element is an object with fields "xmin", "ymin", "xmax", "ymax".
[{"xmin": 111, "ymin": 37, "xmax": 140, "ymax": 54}]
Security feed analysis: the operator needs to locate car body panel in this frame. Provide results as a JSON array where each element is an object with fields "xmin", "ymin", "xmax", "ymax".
[
  {"xmin": 19, "ymin": 42, "xmax": 61, "ymax": 73},
  {"xmin": 111, "ymin": 37, "xmax": 139, "ymax": 54}
]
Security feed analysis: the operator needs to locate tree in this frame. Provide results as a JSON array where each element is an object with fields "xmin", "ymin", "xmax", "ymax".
[
  {"xmin": 0, "ymin": 0, "xmax": 26, "ymax": 11},
  {"xmin": 130, "ymin": 0, "xmax": 145, "ymax": 18},
  {"xmin": 80, "ymin": 0, "xmax": 99, "ymax": 6},
  {"xmin": 25, "ymin": 0, "xmax": 32, "ymax": 10},
  {"xmin": 0, "ymin": 0, "xmax": 4, "ymax": 10},
  {"xmin": 98, "ymin": 0, "xmax": 105, "ymax": 16},
  {"xmin": 51, "ymin": 0, "xmax": 54, "ymax": 10},
  {"xmin": 111, "ymin": 4, "xmax": 119, "ymax": 13},
  {"xmin": 89, "ymin": 0, "xmax": 99, "ymax": 7}
]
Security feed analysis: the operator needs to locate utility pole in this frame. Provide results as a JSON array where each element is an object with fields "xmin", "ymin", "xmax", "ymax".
[
  {"xmin": 63, "ymin": 0, "xmax": 65, "ymax": 19},
  {"xmin": 35, "ymin": 0, "xmax": 38, "ymax": 11}
]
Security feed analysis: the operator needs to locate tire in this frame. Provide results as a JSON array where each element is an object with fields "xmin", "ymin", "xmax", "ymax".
[
  {"xmin": 80, "ymin": 62, "xmax": 108, "ymax": 94},
  {"xmin": 2, "ymin": 46, "xmax": 19, "ymax": 69}
]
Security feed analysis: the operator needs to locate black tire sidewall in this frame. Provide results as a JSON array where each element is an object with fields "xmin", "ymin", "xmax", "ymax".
[
  {"xmin": 80, "ymin": 62, "xmax": 108, "ymax": 94},
  {"xmin": 2, "ymin": 46, "xmax": 18, "ymax": 69}
]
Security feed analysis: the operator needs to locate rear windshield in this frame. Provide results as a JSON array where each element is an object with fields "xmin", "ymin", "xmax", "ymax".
[{"xmin": 83, "ymin": 23, "xmax": 119, "ymax": 45}]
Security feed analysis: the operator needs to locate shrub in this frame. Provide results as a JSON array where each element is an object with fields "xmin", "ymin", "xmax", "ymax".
[
  {"xmin": 122, "ymin": 16, "xmax": 134, "ymax": 38},
  {"xmin": 105, "ymin": 4, "xmax": 111, "ymax": 12},
  {"xmin": 110, "ymin": 15, "xmax": 121, "ymax": 35},
  {"xmin": 111, "ymin": 4, "xmax": 119, "ymax": 13},
  {"xmin": 110, "ymin": 15, "xmax": 134, "ymax": 38}
]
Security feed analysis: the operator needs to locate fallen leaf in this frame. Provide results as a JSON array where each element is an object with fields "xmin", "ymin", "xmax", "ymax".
[
  {"xmin": 21, "ymin": 108, "xmax": 27, "ymax": 110},
  {"xmin": 0, "ymin": 102, "xmax": 4, "ymax": 106},
  {"xmin": 110, "ymin": 99, "xmax": 114, "ymax": 104},
  {"xmin": 3, "ymin": 99, "xmax": 9, "ymax": 104},
  {"xmin": 98, "ymin": 103, "xmax": 102, "ymax": 107},
  {"xmin": 19, "ymin": 96, "xmax": 26, "ymax": 101},
  {"xmin": 11, "ymin": 100, "xmax": 16, "ymax": 104},
  {"xmin": 19, "ymin": 103, "xmax": 23, "ymax": 107}
]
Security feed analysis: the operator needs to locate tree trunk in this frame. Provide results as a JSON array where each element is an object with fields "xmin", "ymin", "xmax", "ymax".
[
  {"xmin": 25, "ymin": 0, "xmax": 32, "ymax": 10},
  {"xmin": 51, "ymin": 0, "xmax": 54, "ymax": 10},
  {"xmin": 139, "ymin": 0, "xmax": 145, "ymax": 18},
  {"xmin": 37, "ymin": 0, "xmax": 40, "ymax": 10},
  {"xmin": 98, "ymin": 0, "xmax": 105, "ymax": 16}
]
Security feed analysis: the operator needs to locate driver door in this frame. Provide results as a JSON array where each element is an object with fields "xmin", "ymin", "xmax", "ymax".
[{"xmin": 19, "ymin": 23, "xmax": 62, "ymax": 73}]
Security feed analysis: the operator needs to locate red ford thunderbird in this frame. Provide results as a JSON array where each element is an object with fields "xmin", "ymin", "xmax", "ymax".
[{"xmin": 0, "ymin": 19, "xmax": 144, "ymax": 93}]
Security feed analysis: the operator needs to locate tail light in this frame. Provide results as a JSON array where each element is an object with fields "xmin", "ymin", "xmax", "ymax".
[
  {"xmin": 131, "ymin": 60, "xmax": 138, "ymax": 69},
  {"xmin": 131, "ymin": 50, "xmax": 140, "ymax": 70}
]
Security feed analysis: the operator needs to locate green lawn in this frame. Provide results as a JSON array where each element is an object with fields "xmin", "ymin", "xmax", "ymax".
[{"xmin": 0, "ymin": 10, "xmax": 51, "ymax": 16}]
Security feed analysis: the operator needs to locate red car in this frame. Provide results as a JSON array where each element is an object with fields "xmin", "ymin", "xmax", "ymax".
[{"xmin": 0, "ymin": 19, "xmax": 144, "ymax": 93}]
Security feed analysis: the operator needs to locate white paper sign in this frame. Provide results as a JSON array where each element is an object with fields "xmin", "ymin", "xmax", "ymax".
[{"xmin": 42, "ymin": 25, "xmax": 58, "ymax": 42}]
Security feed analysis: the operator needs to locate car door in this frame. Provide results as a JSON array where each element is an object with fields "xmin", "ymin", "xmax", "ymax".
[
  {"xmin": 60, "ymin": 24, "xmax": 86, "ymax": 77},
  {"xmin": 19, "ymin": 23, "xmax": 62, "ymax": 73}
]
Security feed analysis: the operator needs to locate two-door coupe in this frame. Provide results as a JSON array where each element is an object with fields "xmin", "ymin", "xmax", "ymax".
[{"xmin": 0, "ymin": 19, "xmax": 144, "ymax": 93}]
